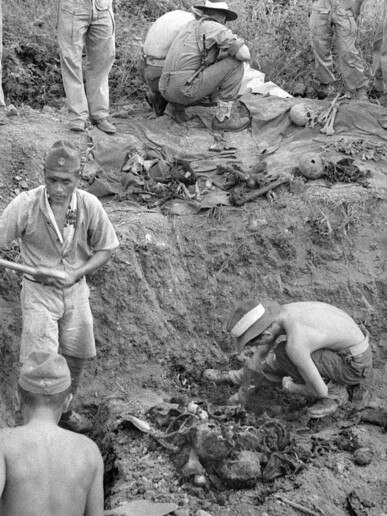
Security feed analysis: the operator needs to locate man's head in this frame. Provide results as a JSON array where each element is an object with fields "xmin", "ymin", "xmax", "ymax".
[
  {"xmin": 193, "ymin": 0, "xmax": 238, "ymax": 22},
  {"xmin": 18, "ymin": 351, "xmax": 72, "ymax": 410},
  {"xmin": 227, "ymin": 299, "xmax": 281, "ymax": 353},
  {"xmin": 44, "ymin": 140, "xmax": 80, "ymax": 206}
]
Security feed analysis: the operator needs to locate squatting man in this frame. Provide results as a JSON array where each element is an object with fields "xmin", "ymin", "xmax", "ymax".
[
  {"xmin": 0, "ymin": 139, "xmax": 119, "ymax": 432},
  {"xmin": 205, "ymin": 299, "xmax": 373, "ymax": 418},
  {"xmin": 0, "ymin": 351, "xmax": 104, "ymax": 515}
]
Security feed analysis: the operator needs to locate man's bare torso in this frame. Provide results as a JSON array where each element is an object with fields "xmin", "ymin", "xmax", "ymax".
[
  {"xmin": 280, "ymin": 301, "xmax": 365, "ymax": 353},
  {"xmin": 0, "ymin": 422, "xmax": 103, "ymax": 516}
]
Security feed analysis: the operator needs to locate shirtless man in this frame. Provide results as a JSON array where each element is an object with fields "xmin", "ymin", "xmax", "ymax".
[
  {"xmin": 0, "ymin": 351, "xmax": 104, "ymax": 516},
  {"xmin": 205, "ymin": 299, "xmax": 372, "ymax": 418}
]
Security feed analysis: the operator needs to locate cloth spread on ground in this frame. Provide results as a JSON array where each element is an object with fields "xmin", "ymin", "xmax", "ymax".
[{"xmin": 87, "ymin": 94, "xmax": 387, "ymax": 212}]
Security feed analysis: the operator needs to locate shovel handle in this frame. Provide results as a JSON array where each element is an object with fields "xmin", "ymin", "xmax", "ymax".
[{"xmin": 0, "ymin": 258, "xmax": 67, "ymax": 280}]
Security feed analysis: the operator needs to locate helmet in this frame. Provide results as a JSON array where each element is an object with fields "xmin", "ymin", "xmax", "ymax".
[
  {"xmin": 298, "ymin": 153, "xmax": 325, "ymax": 179},
  {"xmin": 289, "ymin": 104, "xmax": 311, "ymax": 127}
]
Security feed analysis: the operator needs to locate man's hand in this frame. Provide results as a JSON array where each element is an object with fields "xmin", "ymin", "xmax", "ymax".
[{"xmin": 34, "ymin": 267, "xmax": 79, "ymax": 288}]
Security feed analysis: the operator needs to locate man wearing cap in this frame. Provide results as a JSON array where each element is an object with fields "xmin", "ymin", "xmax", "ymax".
[
  {"xmin": 205, "ymin": 300, "xmax": 372, "ymax": 418},
  {"xmin": 0, "ymin": 351, "xmax": 104, "ymax": 515},
  {"xmin": 158, "ymin": 0, "xmax": 251, "ymax": 131},
  {"xmin": 0, "ymin": 139, "xmax": 119, "ymax": 431},
  {"xmin": 142, "ymin": 9, "xmax": 197, "ymax": 117},
  {"xmin": 57, "ymin": 0, "xmax": 116, "ymax": 134}
]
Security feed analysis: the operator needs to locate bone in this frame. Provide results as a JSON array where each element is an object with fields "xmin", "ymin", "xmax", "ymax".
[{"xmin": 321, "ymin": 105, "xmax": 339, "ymax": 136}]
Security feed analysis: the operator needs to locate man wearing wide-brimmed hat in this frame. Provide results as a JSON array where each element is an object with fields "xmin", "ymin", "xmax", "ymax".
[
  {"xmin": 158, "ymin": 0, "xmax": 251, "ymax": 131},
  {"xmin": 0, "ymin": 351, "xmax": 104, "ymax": 515},
  {"xmin": 204, "ymin": 300, "xmax": 373, "ymax": 418}
]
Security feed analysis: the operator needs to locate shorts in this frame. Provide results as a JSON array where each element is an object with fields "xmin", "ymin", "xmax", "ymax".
[
  {"xmin": 264, "ymin": 341, "xmax": 373, "ymax": 386},
  {"xmin": 20, "ymin": 277, "xmax": 95, "ymax": 362}
]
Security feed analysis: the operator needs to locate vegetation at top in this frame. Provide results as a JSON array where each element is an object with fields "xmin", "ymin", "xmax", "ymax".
[{"xmin": 1, "ymin": 0, "xmax": 382, "ymax": 109}]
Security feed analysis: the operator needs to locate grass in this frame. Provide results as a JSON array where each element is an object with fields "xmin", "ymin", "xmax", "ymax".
[{"xmin": 1, "ymin": 0, "xmax": 383, "ymax": 107}]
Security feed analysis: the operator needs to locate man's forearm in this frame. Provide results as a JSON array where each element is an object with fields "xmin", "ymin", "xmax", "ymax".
[{"xmin": 75, "ymin": 250, "xmax": 113, "ymax": 279}]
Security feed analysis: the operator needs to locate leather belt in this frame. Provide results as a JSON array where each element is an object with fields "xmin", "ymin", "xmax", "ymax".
[{"xmin": 23, "ymin": 275, "xmax": 83, "ymax": 286}]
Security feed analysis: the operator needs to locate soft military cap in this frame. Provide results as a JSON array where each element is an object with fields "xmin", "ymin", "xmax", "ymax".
[
  {"xmin": 19, "ymin": 351, "xmax": 71, "ymax": 395},
  {"xmin": 45, "ymin": 140, "xmax": 80, "ymax": 173}
]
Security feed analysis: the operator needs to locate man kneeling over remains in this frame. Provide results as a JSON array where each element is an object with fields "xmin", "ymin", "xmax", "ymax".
[
  {"xmin": 0, "ymin": 351, "xmax": 104, "ymax": 516},
  {"xmin": 205, "ymin": 300, "xmax": 372, "ymax": 418}
]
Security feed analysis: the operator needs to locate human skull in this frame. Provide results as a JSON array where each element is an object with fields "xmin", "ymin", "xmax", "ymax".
[
  {"xmin": 289, "ymin": 104, "xmax": 312, "ymax": 127},
  {"xmin": 298, "ymin": 153, "xmax": 325, "ymax": 179}
]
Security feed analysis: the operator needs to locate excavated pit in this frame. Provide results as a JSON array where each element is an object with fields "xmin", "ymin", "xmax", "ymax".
[{"xmin": 0, "ymin": 169, "xmax": 386, "ymax": 514}]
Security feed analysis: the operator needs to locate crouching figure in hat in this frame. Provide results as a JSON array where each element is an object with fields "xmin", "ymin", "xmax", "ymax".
[
  {"xmin": 0, "ymin": 351, "xmax": 104, "ymax": 515},
  {"xmin": 158, "ymin": 0, "xmax": 251, "ymax": 132},
  {"xmin": 205, "ymin": 300, "xmax": 373, "ymax": 418}
]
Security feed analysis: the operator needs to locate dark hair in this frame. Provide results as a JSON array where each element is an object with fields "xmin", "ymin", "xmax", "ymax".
[{"xmin": 18, "ymin": 386, "xmax": 71, "ymax": 408}]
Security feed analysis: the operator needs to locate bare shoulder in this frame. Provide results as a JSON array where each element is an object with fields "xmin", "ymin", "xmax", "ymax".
[{"xmin": 61, "ymin": 428, "xmax": 102, "ymax": 459}]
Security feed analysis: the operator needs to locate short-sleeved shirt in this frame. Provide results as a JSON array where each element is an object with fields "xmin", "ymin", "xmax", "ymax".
[
  {"xmin": 162, "ymin": 18, "xmax": 245, "ymax": 74},
  {"xmin": 0, "ymin": 185, "xmax": 119, "ymax": 274},
  {"xmin": 143, "ymin": 10, "xmax": 195, "ymax": 59}
]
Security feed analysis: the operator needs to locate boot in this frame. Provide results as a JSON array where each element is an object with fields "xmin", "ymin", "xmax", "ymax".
[
  {"xmin": 308, "ymin": 381, "xmax": 349, "ymax": 419},
  {"xmin": 169, "ymin": 103, "xmax": 188, "ymax": 123},
  {"xmin": 146, "ymin": 91, "xmax": 168, "ymax": 117},
  {"xmin": 212, "ymin": 100, "xmax": 250, "ymax": 132}
]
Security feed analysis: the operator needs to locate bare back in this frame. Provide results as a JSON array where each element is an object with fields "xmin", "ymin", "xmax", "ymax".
[
  {"xmin": 281, "ymin": 301, "xmax": 364, "ymax": 353},
  {"xmin": 0, "ymin": 423, "xmax": 104, "ymax": 516}
]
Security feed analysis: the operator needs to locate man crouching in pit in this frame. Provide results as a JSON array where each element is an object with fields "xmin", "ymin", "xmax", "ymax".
[
  {"xmin": 0, "ymin": 351, "xmax": 104, "ymax": 516},
  {"xmin": 205, "ymin": 299, "xmax": 373, "ymax": 418}
]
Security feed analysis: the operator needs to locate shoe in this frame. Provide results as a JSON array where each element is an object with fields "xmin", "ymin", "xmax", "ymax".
[
  {"xmin": 356, "ymin": 87, "xmax": 369, "ymax": 102},
  {"xmin": 308, "ymin": 381, "xmax": 349, "ymax": 419},
  {"xmin": 59, "ymin": 410, "xmax": 93, "ymax": 433},
  {"xmin": 213, "ymin": 99, "xmax": 250, "ymax": 132},
  {"xmin": 212, "ymin": 114, "xmax": 250, "ymax": 132},
  {"xmin": 204, "ymin": 369, "xmax": 237, "ymax": 385},
  {"xmin": 308, "ymin": 398, "xmax": 339, "ymax": 419},
  {"xmin": 93, "ymin": 118, "xmax": 116, "ymax": 134},
  {"xmin": 147, "ymin": 91, "xmax": 168, "ymax": 117},
  {"xmin": 69, "ymin": 119, "xmax": 86, "ymax": 132}
]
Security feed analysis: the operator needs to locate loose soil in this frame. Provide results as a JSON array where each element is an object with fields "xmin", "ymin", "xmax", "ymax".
[{"xmin": 0, "ymin": 105, "xmax": 386, "ymax": 516}]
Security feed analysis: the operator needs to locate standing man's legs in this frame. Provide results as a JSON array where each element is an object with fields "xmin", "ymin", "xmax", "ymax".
[
  {"xmin": 85, "ymin": 6, "xmax": 115, "ymax": 131},
  {"xmin": 58, "ymin": 0, "xmax": 91, "ymax": 130},
  {"xmin": 0, "ymin": 0, "xmax": 6, "ymax": 108},
  {"xmin": 334, "ymin": 9, "xmax": 368, "ymax": 98},
  {"xmin": 309, "ymin": 6, "xmax": 335, "ymax": 90}
]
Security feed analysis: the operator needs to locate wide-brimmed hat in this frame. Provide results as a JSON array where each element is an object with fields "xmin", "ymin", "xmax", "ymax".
[
  {"xmin": 227, "ymin": 299, "xmax": 281, "ymax": 352},
  {"xmin": 19, "ymin": 351, "xmax": 71, "ymax": 395},
  {"xmin": 193, "ymin": 0, "xmax": 238, "ymax": 21}
]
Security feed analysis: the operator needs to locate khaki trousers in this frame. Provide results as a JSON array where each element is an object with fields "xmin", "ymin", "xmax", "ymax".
[
  {"xmin": 309, "ymin": 0, "xmax": 367, "ymax": 90},
  {"xmin": 58, "ymin": 0, "xmax": 115, "ymax": 122}
]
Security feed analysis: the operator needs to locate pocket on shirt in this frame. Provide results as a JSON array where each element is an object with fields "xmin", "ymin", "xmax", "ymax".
[
  {"xmin": 95, "ymin": 0, "xmax": 112, "ymax": 10},
  {"xmin": 60, "ymin": 0, "xmax": 90, "ymax": 15}
]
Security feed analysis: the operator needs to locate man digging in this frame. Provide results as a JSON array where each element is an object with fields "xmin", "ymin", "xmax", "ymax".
[
  {"xmin": 204, "ymin": 299, "xmax": 373, "ymax": 418},
  {"xmin": 0, "ymin": 140, "xmax": 119, "ymax": 432},
  {"xmin": 0, "ymin": 351, "xmax": 104, "ymax": 515}
]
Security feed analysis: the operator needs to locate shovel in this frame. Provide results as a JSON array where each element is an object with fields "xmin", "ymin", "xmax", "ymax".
[{"xmin": 0, "ymin": 258, "xmax": 67, "ymax": 280}]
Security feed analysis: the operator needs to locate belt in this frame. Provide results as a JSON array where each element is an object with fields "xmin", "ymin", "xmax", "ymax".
[
  {"xmin": 23, "ymin": 275, "xmax": 83, "ymax": 286},
  {"xmin": 346, "ymin": 339, "xmax": 369, "ymax": 357},
  {"xmin": 145, "ymin": 56, "xmax": 166, "ymax": 66}
]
